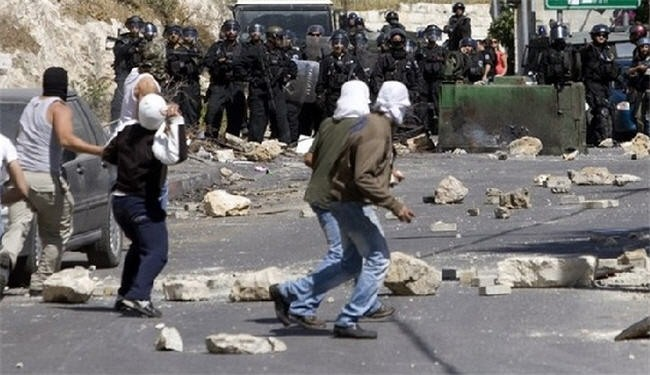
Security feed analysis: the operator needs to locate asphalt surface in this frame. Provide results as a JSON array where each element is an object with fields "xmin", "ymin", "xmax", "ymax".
[{"xmin": 1, "ymin": 146, "xmax": 649, "ymax": 374}]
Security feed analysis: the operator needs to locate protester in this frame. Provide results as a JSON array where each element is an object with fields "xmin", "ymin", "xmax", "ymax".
[
  {"xmin": 270, "ymin": 81, "xmax": 415, "ymax": 339},
  {"xmin": 0, "ymin": 67, "xmax": 103, "ymax": 296},
  {"xmin": 103, "ymin": 93, "xmax": 187, "ymax": 318}
]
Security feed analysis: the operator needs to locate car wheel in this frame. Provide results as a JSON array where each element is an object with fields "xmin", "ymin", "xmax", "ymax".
[
  {"xmin": 86, "ymin": 203, "xmax": 122, "ymax": 268},
  {"xmin": 7, "ymin": 220, "xmax": 39, "ymax": 288}
]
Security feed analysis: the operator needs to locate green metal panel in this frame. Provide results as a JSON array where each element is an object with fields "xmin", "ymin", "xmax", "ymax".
[
  {"xmin": 438, "ymin": 83, "xmax": 586, "ymax": 155},
  {"xmin": 492, "ymin": 76, "xmax": 529, "ymax": 85},
  {"xmin": 545, "ymin": 0, "xmax": 639, "ymax": 10}
]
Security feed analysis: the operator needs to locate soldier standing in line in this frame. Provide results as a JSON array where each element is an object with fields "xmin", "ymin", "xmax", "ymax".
[
  {"xmin": 415, "ymin": 25, "xmax": 447, "ymax": 135},
  {"xmin": 297, "ymin": 25, "xmax": 328, "ymax": 137},
  {"xmin": 166, "ymin": 26, "xmax": 203, "ymax": 129},
  {"xmin": 538, "ymin": 23, "xmax": 581, "ymax": 88},
  {"xmin": 315, "ymin": 32, "xmax": 368, "ymax": 119},
  {"xmin": 236, "ymin": 25, "xmax": 297, "ymax": 144},
  {"xmin": 444, "ymin": 2, "xmax": 471, "ymax": 51},
  {"xmin": 283, "ymin": 29, "xmax": 304, "ymax": 143},
  {"xmin": 110, "ymin": 15, "xmax": 145, "ymax": 122},
  {"xmin": 371, "ymin": 28, "xmax": 420, "ymax": 101},
  {"xmin": 580, "ymin": 24, "xmax": 620, "ymax": 146},
  {"xmin": 142, "ymin": 22, "xmax": 158, "ymax": 42},
  {"xmin": 203, "ymin": 20, "xmax": 247, "ymax": 138}
]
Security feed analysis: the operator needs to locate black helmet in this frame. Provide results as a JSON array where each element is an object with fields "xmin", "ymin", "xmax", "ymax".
[
  {"xmin": 248, "ymin": 23, "xmax": 265, "ymax": 35},
  {"xmin": 266, "ymin": 25, "xmax": 284, "ymax": 39},
  {"xmin": 452, "ymin": 2, "xmax": 465, "ymax": 12},
  {"xmin": 385, "ymin": 11, "xmax": 399, "ymax": 23},
  {"xmin": 284, "ymin": 29, "xmax": 296, "ymax": 42},
  {"xmin": 459, "ymin": 37, "xmax": 475, "ymax": 49},
  {"xmin": 164, "ymin": 24, "xmax": 182, "ymax": 37},
  {"xmin": 182, "ymin": 26, "xmax": 198, "ymax": 40},
  {"xmin": 550, "ymin": 23, "xmax": 569, "ymax": 41},
  {"xmin": 355, "ymin": 17, "xmax": 365, "ymax": 28},
  {"xmin": 423, "ymin": 25, "xmax": 443, "ymax": 42},
  {"xmin": 307, "ymin": 24, "xmax": 325, "ymax": 36},
  {"xmin": 125, "ymin": 15, "xmax": 143, "ymax": 29},
  {"xmin": 347, "ymin": 12, "xmax": 359, "ymax": 21},
  {"xmin": 590, "ymin": 24, "xmax": 610, "ymax": 36},
  {"xmin": 388, "ymin": 28, "xmax": 407, "ymax": 41},
  {"xmin": 143, "ymin": 22, "xmax": 157, "ymax": 40},
  {"xmin": 330, "ymin": 32, "xmax": 349, "ymax": 48},
  {"xmin": 221, "ymin": 19, "xmax": 240, "ymax": 33}
]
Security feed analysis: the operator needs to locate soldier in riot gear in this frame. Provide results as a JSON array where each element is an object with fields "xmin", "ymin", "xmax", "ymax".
[
  {"xmin": 580, "ymin": 24, "xmax": 620, "ymax": 146},
  {"xmin": 538, "ymin": 23, "xmax": 581, "ymax": 88},
  {"xmin": 110, "ymin": 15, "xmax": 146, "ymax": 122},
  {"xmin": 380, "ymin": 11, "xmax": 406, "ymax": 35},
  {"xmin": 459, "ymin": 38, "xmax": 485, "ymax": 84},
  {"xmin": 415, "ymin": 25, "xmax": 447, "ymax": 135},
  {"xmin": 283, "ymin": 29, "xmax": 304, "ymax": 142},
  {"xmin": 315, "ymin": 32, "xmax": 368, "ymax": 119},
  {"xmin": 525, "ymin": 25, "xmax": 551, "ymax": 81},
  {"xmin": 204, "ymin": 19, "xmax": 247, "ymax": 138},
  {"xmin": 444, "ymin": 3, "xmax": 471, "ymax": 51},
  {"xmin": 371, "ymin": 28, "xmax": 420, "ymax": 100},
  {"xmin": 627, "ymin": 37, "xmax": 650, "ymax": 135},
  {"xmin": 235, "ymin": 25, "xmax": 297, "ymax": 143},
  {"xmin": 166, "ymin": 26, "xmax": 203, "ymax": 128}
]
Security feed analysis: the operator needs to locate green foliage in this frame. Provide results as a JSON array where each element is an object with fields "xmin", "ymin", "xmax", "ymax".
[
  {"xmin": 72, "ymin": 74, "xmax": 113, "ymax": 124},
  {"xmin": 488, "ymin": 5, "xmax": 514, "ymax": 74}
]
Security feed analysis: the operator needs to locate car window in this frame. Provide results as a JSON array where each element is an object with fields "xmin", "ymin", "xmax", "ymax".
[
  {"xmin": 67, "ymin": 100, "xmax": 95, "ymax": 145},
  {"xmin": 236, "ymin": 7, "xmax": 333, "ymax": 39},
  {"xmin": 0, "ymin": 102, "xmax": 26, "ymax": 141}
]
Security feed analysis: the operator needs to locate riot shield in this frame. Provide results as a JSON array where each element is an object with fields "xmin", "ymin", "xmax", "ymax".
[{"xmin": 285, "ymin": 60, "xmax": 320, "ymax": 104}]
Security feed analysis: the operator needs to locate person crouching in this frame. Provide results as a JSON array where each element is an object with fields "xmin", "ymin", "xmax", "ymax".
[{"xmin": 102, "ymin": 93, "xmax": 187, "ymax": 318}]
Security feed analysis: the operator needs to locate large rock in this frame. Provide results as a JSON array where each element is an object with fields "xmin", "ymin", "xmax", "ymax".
[
  {"xmin": 434, "ymin": 175, "xmax": 468, "ymax": 204},
  {"xmin": 155, "ymin": 326, "xmax": 184, "ymax": 352},
  {"xmin": 497, "ymin": 256, "xmax": 597, "ymax": 288},
  {"xmin": 621, "ymin": 133, "xmax": 650, "ymax": 159},
  {"xmin": 508, "ymin": 136, "xmax": 543, "ymax": 156},
  {"xmin": 384, "ymin": 252, "xmax": 441, "ymax": 295},
  {"xmin": 244, "ymin": 140, "xmax": 284, "ymax": 162},
  {"xmin": 205, "ymin": 334, "xmax": 287, "ymax": 354},
  {"xmin": 203, "ymin": 190, "xmax": 251, "ymax": 217},
  {"xmin": 163, "ymin": 279, "xmax": 210, "ymax": 301},
  {"xmin": 499, "ymin": 188, "xmax": 531, "ymax": 209},
  {"xmin": 568, "ymin": 167, "xmax": 615, "ymax": 185},
  {"xmin": 229, "ymin": 267, "xmax": 286, "ymax": 302},
  {"xmin": 42, "ymin": 266, "xmax": 95, "ymax": 303}
]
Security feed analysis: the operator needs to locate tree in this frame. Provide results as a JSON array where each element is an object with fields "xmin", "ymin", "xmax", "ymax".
[{"xmin": 488, "ymin": 4, "xmax": 515, "ymax": 74}]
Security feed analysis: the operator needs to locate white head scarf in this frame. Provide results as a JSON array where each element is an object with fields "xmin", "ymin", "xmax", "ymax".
[
  {"xmin": 374, "ymin": 81, "xmax": 411, "ymax": 125},
  {"xmin": 332, "ymin": 80, "xmax": 371, "ymax": 120},
  {"xmin": 138, "ymin": 93, "xmax": 167, "ymax": 130}
]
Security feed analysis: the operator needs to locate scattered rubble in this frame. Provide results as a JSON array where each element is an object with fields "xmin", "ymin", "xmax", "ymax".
[
  {"xmin": 458, "ymin": 268, "xmax": 478, "ymax": 286},
  {"xmin": 499, "ymin": 188, "xmax": 531, "ymax": 209},
  {"xmin": 497, "ymin": 256, "xmax": 596, "ymax": 288},
  {"xmin": 155, "ymin": 326, "xmax": 184, "ymax": 352},
  {"xmin": 406, "ymin": 134, "xmax": 435, "ymax": 152},
  {"xmin": 544, "ymin": 176, "xmax": 572, "ymax": 194},
  {"xmin": 508, "ymin": 136, "xmax": 543, "ymax": 157},
  {"xmin": 203, "ymin": 190, "xmax": 251, "ymax": 217},
  {"xmin": 613, "ymin": 173, "xmax": 642, "ymax": 186},
  {"xmin": 467, "ymin": 207, "xmax": 480, "ymax": 216},
  {"xmin": 598, "ymin": 138, "xmax": 615, "ymax": 148},
  {"xmin": 494, "ymin": 206, "xmax": 511, "ymax": 219},
  {"xmin": 43, "ymin": 266, "xmax": 95, "ymax": 303},
  {"xmin": 298, "ymin": 205, "xmax": 316, "ymax": 218},
  {"xmin": 484, "ymin": 188, "xmax": 502, "ymax": 205},
  {"xmin": 215, "ymin": 149, "xmax": 236, "ymax": 163},
  {"xmin": 620, "ymin": 133, "xmax": 650, "ymax": 159},
  {"xmin": 244, "ymin": 140, "xmax": 285, "ymax": 162},
  {"xmin": 568, "ymin": 167, "xmax": 615, "ymax": 185},
  {"xmin": 479, "ymin": 285, "xmax": 512, "ymax": 296},
  {"xmin": 533, "ymin": 174, "xmax": 551, "ymax": 186},
  {"xmin": 163, "ymin": 279, "xmax": 211, "ymax": 301},
  {"xmin": 434, "ymin": 175, "xmax": 468, "ymax": 204},
  {"xmin": 205, "ymin": 334, "xmax": 287, "ymax": 354},
  {"xmin": 562, "ymin": 149, "xmax": 579, "ymax": 160},
  {"xmin": 559, "ymin": 195, "xmax": 585, "ymax": 205},
  {"xmin": 618, "ymin": 249, "xmax": 648, "ymax": 269},
  {"xmin": 229, "ymin": 267, "xmax": 286, "ymax": 302},
  {"xmin": 430, "ymin": 221, "xmax": 457, "ymax": 232},
  {"xmin": 384, "ymin": 252, "xmax": 442, "ymax": 295},
  {"xmin": 442, "ymin": 269, "xmax": 458, "ymax": 281}
]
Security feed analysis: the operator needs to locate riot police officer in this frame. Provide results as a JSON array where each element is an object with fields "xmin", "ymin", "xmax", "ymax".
[
  {"xmin": 315, "ymin": 32, "xmax": 367, "ymax": 119},
  {"xmin": 444, "ymin": 3, "xmax": 471, "ymax": 51},
  {"xmin": 415, "ymin": 25, "xmax": 447, "ymax": 134},
  {"xmin": 110, "ymin": 15, "xmax": 145, "ymax": 121},
  {"xmin": 204, "ymin": 19, "xmax": 247, "ymax": 138},
  {"xmin": 627, "ymin": 37, "xmax": 650, "ymax": 136},
  {"xmin": 166, "ymin": 26, "xmax": 203, "ymax": 128},
  {"xmin": 538, "ymin": 23, "xmax": 581, "ymax": 88},
  {"xmin": 236, "ymin": 25, "xmax": 297, "ymax": 144},
  {"xmin": 142, "ymin": 22, "xmax": 158, "ymax": 42},
  {"xmin": 371, "ymin": 28, "xmax": 420, "ymax": 100},
  {"xmin": 380, "ymin": 11, "xmax": 406, "ymax": 35},
  {"xmin": 580, "ymin": 24, "xmax": 620, "ymax": 146}
]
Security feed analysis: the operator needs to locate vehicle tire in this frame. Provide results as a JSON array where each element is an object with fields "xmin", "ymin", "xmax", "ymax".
[
  {"xmin": 86, "ymin": 202, "xmax": 122, "ymax": 268},
  {"xmin": 7, "ymin": 220, "xmax": 40, "ymax": 288}
]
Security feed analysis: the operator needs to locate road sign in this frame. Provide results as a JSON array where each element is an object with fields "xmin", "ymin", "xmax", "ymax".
[{"xmin": 545, "ymin": 0, "xmax": 640, "ymax": 10}]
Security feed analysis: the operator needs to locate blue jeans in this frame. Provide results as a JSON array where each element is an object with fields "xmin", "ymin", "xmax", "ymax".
[
  {"xmin": 112, "ymin": 195, "xmax": 168, "ymax": 301},
  {"xmin": 279, "ymin": 205, "xmax": 343, "ymax": 316},
  {"xmin": 283, "ymin": 202, "xmax": 387, "ymax": 327}
]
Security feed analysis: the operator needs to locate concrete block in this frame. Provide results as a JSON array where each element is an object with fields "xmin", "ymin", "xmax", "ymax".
[
  {"xmin": 459, "ymin": 268, "xmax": 477, "ymax": 286},
  {"xmin": 494, "ymin": 206, "xmax": 510, "ymax": 219},
  {"xmin": 467, "ymin": 208, "xmax": 480, "ymax": 216},
  {"xmin": 479, "ymin": 285, "xmax": 512, "ymax": 296},
  {"xmin": 582, "ymin": 199, "xmax": 619, "ymax": 209},
  {"xmin": 559, "ymin": 195, "xmax": 585, "ymax": 205},
  {"xmin": 618, "ymin": 248, "xmax": 648, "ymax": 269},
  {"xmin": 430, "ymin": 221, "xmax": 457, "ymax": 232},
  {"xmin": 442, "ymin": 269, "xmax": 458, "ymax": 281},
  {"xmin": 471, "ymin": 276, "xmax": 495, "ymax": 287}
]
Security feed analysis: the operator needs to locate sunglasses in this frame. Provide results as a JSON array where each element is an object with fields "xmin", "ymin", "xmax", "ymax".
[
  {"xmin": 595, "ymin": 33, "xmax": 608, "ymax": 38},
  {"xmin": 308, "ymin": 33, "xmax": 321, "ymax": 37}
]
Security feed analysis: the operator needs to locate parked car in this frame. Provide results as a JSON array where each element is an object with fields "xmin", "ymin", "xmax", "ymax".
[{"xmin": 0, "ymin": 89, "xmax": 122, "ymax": 286}]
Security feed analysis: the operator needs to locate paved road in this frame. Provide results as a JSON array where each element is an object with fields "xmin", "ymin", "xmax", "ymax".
[{"xmin": 1, "ymin": 147, "xmax": 649, "ymax": 374}]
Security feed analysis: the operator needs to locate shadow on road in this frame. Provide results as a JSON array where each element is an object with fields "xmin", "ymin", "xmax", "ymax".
[{"xmin": 394, "ymin": 317, "xmax": 461, "ymax": 374}]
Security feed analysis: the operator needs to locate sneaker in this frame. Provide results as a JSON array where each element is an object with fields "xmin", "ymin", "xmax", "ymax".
[
  {"xmin": 113, "ymin": 295, "xmax": 127, "ymax": 311},
  {"xmin": 333, "ymin": 324, "xmax": 377, "ymax": 339},
  {"xmin": 121, "ymin": 299, "xmax": 162, "ymax": 318},
  {"xmin": 360, "ymin": 304, "xmax": 395, "ymax": 322},
  {"xmin": 289, "ymin": 314, "xmax": 327, "ymax": 329},
  {"xmin": 268, "ymin": 284, "xmax": 291, "ymax": 326}
]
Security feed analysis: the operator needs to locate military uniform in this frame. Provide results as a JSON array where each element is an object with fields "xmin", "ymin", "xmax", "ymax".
[
  {"xmin": 316, "ymin": 52, "xmax": 367, "ymax": 117},
  {"xmin": 110, "ymin": 32, "xmax": 145, "ymax": 121},
  {"xmin": 166, "ymin": 44, "xmax": 203, "ymax": 127},
  {"xmin": 416, "ymin": 43, "xmax": 447, "ymax": 134}
]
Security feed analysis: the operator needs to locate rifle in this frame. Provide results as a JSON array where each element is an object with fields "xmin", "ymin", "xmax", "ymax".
[{"xmin": 258, "ymin": 48, "xmax": 277, "ymax": 111}]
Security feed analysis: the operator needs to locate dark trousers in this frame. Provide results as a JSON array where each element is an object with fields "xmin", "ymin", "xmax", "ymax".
[
  {"xmin": 248, "ymin": 87, "xmax": 290, "ymax": 143},
  {"xmin": 110, "ymin": 72, "xmax": 128, "ymax": 122},
  {"xmin": 174, "ymin": 80, "xmax": 202, "ymax": 127},
  {"xmin": 286, "ymin": 100, "xmax": 302, "ymax": 142},
  {"xmin": 204, "ymin": 83, "xmax": 247, "ymax": 137},
  {"xmin": 113, "ymin": 195, "xmax": 168, "ymax": 301},
  {"xmin": 299, "ymin": 102, "xmax": 325, "ymax": 136},
  {"xmin": 585, "ymin": 83, "xmax": 612, "ymax": 145}
]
